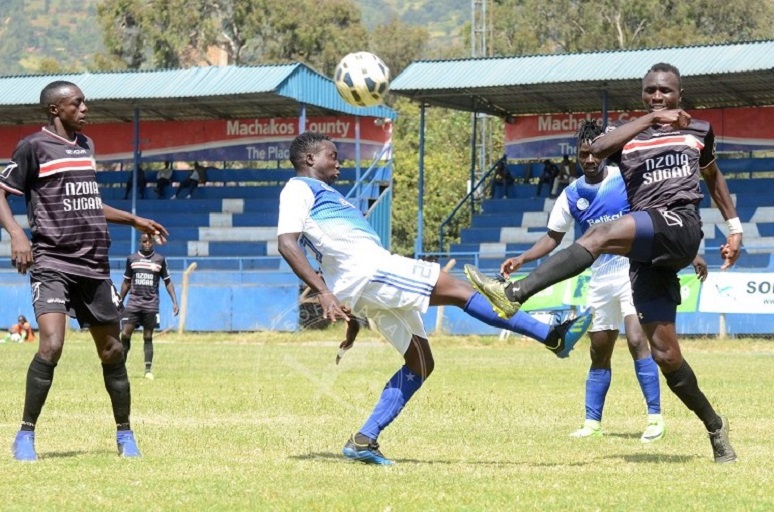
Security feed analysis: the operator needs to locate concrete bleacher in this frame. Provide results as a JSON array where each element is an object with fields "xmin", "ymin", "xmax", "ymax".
[
  {"xmin": 0, "ymin": 166, "xmax": 390, "ymax": 271},
  {"xmin": 451, "ymin": 168, "xmax": 774, "ymax": 272}
]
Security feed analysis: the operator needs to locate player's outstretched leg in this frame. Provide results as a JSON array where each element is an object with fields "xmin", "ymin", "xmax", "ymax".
[
  {"xmin": 464, "ymin": 266, "xmax": 520, "ymax": 319},
  {"xmin": 462, "ymin": 292, "xmax": 591, "ymax": 358}
]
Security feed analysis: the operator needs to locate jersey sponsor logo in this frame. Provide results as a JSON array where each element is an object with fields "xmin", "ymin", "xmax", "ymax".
[
  {"xmin": 640, "ymin": 152, "xmax": 692, "ymax": 185},
  {"xmin": 65, "ymin": 148, "xmax": 89, "ymax": 155},
  {"xmin": 587, "ymin": 211, "xmax": 623, "ymax": 227},
  {"xmin": 576, "ymin": 198, "xmax": 590, "ymax": 211}
]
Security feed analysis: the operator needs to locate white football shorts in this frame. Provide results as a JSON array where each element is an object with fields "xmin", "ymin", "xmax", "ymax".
[
  {"xmin": 352, "ymin": 254, "xmax": 441, "ymax": 354},
  {"xmin": 587, "ymin": 273, "xmax": 637, "ymax": 332}
]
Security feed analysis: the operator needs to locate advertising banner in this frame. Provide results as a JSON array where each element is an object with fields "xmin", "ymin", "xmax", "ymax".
[
  {"xmin": 513, "ymin": 270, "xmax": 703, "ymax": 313},
  {"xmin": 505, "ymin": 107, "xmax": 774, "ymax": 159},
  {"xmin": 0, "ymin": 116, "xmax": 392, "ymax": 163},
  {"xmin": 699, "ymin": 272, "xmax": 774, "ymax": 314}
]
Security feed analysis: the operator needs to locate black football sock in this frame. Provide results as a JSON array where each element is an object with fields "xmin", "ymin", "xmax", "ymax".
[
  {"xmin": 21, "ymin": 354, "xmax": 58, "ymax": 431},
  {"xmin": 505, "ymin": 243, "xmax": 595, "ymax": 303},
  {"xmin": 120, "ymin": 334, "xmax": 131, "ymax": 362},
  {"xmin": 102, "ymin": 361, "xmax": 132, "ymax": 431},
  {"xmin": 664, "ymin": 360, "xmax": 722, "ymax": 432},
  {"xmin": 143, "ymin": 338, "xmax": 153, "ymax": 373}
]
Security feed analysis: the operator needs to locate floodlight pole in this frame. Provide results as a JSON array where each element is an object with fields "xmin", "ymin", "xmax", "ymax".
[
  {"xmin": 299, "ymin": 103, "xmax": 307, "ymax": 133},
  {"xmin": 415, "ymin": 104, "xmax": 427, "ymax": 257},
  {"xmin": 130, "ymin": 106, "xmax": 140, "ymax": 254}
]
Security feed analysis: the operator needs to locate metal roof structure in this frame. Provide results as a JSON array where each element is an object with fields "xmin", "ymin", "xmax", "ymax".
[
  {"xmin": 0, "ymin": 63, "xmax": 396, "ymax": 124},
  {"xmin": 390, "ymin": 40, "xmax": 774, "ymax": 116}
]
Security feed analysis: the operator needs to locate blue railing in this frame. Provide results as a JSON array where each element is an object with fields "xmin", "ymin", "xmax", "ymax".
[
  {"xmin": 345, "ymin": 143, "xmax": 393, "ymax": 248},
  {"xmin": 437, "ymin": 156, "xmax": 506, "ymax": 254}
]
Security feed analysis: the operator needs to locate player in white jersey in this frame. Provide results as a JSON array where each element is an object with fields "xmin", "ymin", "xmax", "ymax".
[{"xmin": 277, "ymin": 132, "xmax": 593, "ymax": 465}]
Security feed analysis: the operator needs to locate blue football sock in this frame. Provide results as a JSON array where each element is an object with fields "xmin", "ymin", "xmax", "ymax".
[
  {"xmin": 463, "ymin": 292, "xmax": 551, "ymax": 343},
  {"xmin": 359, "ymin": 366, "xmax": 424, "ymax": 440},
  {"xmin": 635, "ymin": 356, "xmax": 661, "ymax": 414},
  {"xmin": 585, "ymin": 368, "xmax": 611, "ymax": 422}
]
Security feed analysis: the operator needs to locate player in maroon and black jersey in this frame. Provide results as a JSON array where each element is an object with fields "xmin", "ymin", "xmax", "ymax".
[
  {"xmin": 465, "ymin": 63, "xmax": 741, "ymax": 463},
  {"xmin": 119, "ymin": 233, "xmax": 179, "ymax": 381},
  {"xmin": 0, "ymin": 80, "xmax": 169, "ymax": 462}
]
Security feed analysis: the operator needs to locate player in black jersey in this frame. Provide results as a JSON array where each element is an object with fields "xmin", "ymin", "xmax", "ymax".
[
  {"xmin": 119, "ymin": 233, "xmax": 179, "ymax": 380},
  {"xmin": 0, "ymin": 80, "xmax": 169, "ymax": 462},
  {"xmin": 466, "ymin": 63, "xmax": 741, "ymax": 463}
]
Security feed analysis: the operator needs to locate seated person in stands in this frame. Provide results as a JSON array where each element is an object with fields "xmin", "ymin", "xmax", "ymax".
[
  {"xmin": 156, "ymin": 161, "xmax": 174, "ymax": 198},
  {"xmin": 123, "ymin": 166, "xmax": 147, "ymax": 200},
  {"xmin": 536, "ymin": 159, "xmax": 558, "ymax": 197},
  {"xmin": 173, "ymin": 162, "xmax": 208, "ymax": 199},
  {"xmin": 550, "ymin": 155, "xmax": 575, "ymax": 198},
  {"xmin": 490, "ymin": 158, "xmax": 514, "ymax": 199}
]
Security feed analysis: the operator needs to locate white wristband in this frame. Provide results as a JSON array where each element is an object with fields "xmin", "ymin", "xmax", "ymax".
[{"xmin": 726, "ymin": 217, "xmax": 743, "ymax": 235}]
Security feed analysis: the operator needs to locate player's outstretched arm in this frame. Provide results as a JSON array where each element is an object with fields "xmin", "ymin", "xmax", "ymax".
[
  {"xmin": 103, "ymin": 204, "xmax": 169, "ymax": 243},
  {"xmin": 701, "ymin": 162, "xmax": 743, "ymax": 270},
  {"xmin": 277, "ymin": 232, "xmax": 349, "ymax": 322},
  {"xmin": 0, "ymin": 189, "xmax": 33, "ymax": 274},
  {"xmin": 501, "ymin": 231, "xmax": 563, "ymax": 278}
]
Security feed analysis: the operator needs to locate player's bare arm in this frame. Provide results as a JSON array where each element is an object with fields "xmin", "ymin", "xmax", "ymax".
[
  {"xmin": 501, "ymin": 231, "xmax": 563, "ymax": 278},
  {"xmin": 692, "ymin": 255, "xmax": 708, "ymax": 282},
  {"xmin": 166, "ymin": 282, "xmax": 179, "ymax": 316},
  {"xmin": 0, "ymin": 189, "xmax": 33, "ymax": 274},
  {"xmin": 277, "ymin": 232, "xmax": 349, "ymax": 322},
  {"xmin": 103, "ymin": 204, "xmax": 169, "ymax": 242},
  {"xmin": 701, "ymin": 161, "xmax": 743, "ymax": 269}
]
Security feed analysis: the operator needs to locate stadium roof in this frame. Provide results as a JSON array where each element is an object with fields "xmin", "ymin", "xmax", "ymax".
[
  {"xmin": 390, "ymin": 40, "xmax": 774, "ymax": 117},
  {"xmin": 0, "ymin": 63, "xmax": 396, "ymax": 124}
]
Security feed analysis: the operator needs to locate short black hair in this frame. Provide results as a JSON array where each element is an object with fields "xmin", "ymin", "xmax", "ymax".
[
  {"xmin": 645, "ymin": 62, "xmax": 682, "ymax": 89},
  {"xmin": 289, "ymin": 132, "xmax": 331, "ymax": 170},
  {"xmin": 40, "ymin": 80, "xmax": 78, "ymax": 108},
  {"xmin": 575, "ymin": 119, "xmax": 603, "ymax": 146}
]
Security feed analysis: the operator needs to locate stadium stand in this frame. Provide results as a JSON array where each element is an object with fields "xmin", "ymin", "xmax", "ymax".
[
  {"xmin": 0, "ymin": 166, "xmax": 391, "ymax": 272},
  {"xmin": 448, "ymin": 158, "xmax": 774, "ymax": 273}
]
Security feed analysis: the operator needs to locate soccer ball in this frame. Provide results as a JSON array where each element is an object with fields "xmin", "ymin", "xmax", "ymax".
[{"xmin": 334, "ymin": 52, "xmax": 390, "ymax": 107}]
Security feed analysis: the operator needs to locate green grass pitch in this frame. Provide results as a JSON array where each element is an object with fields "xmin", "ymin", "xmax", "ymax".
[{"xmin": 0, "ymin": 330, "xmax": 772, "ymax": 511}]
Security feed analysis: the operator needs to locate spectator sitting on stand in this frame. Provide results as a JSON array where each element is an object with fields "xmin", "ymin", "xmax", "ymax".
[
  {"xmin": 155, "ymin": 161, "xmax": 174, "ymax": 199},
  {"xmin": 123, "ymin": 166, "xmax": 147, "ymax": 200},
  {"xmin": 172, "ymin": 162, "xmax": 207, "ymax": 199},
  {"xmin": 490, "ymin": 158, "xmax": 514, "ymax": 199}
]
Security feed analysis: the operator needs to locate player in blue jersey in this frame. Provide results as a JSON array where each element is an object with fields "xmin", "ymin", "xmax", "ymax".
[
  {"xmin": 499, "ymin": 120, "xmax": 706, "ymax": 443},
  {"xmin": 277, "ymin": 132, "xmax": 593, "ymax": 465},
  {"xmin": 466, "ymin": 63, "xmax": 740, "ymax": 463}
]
